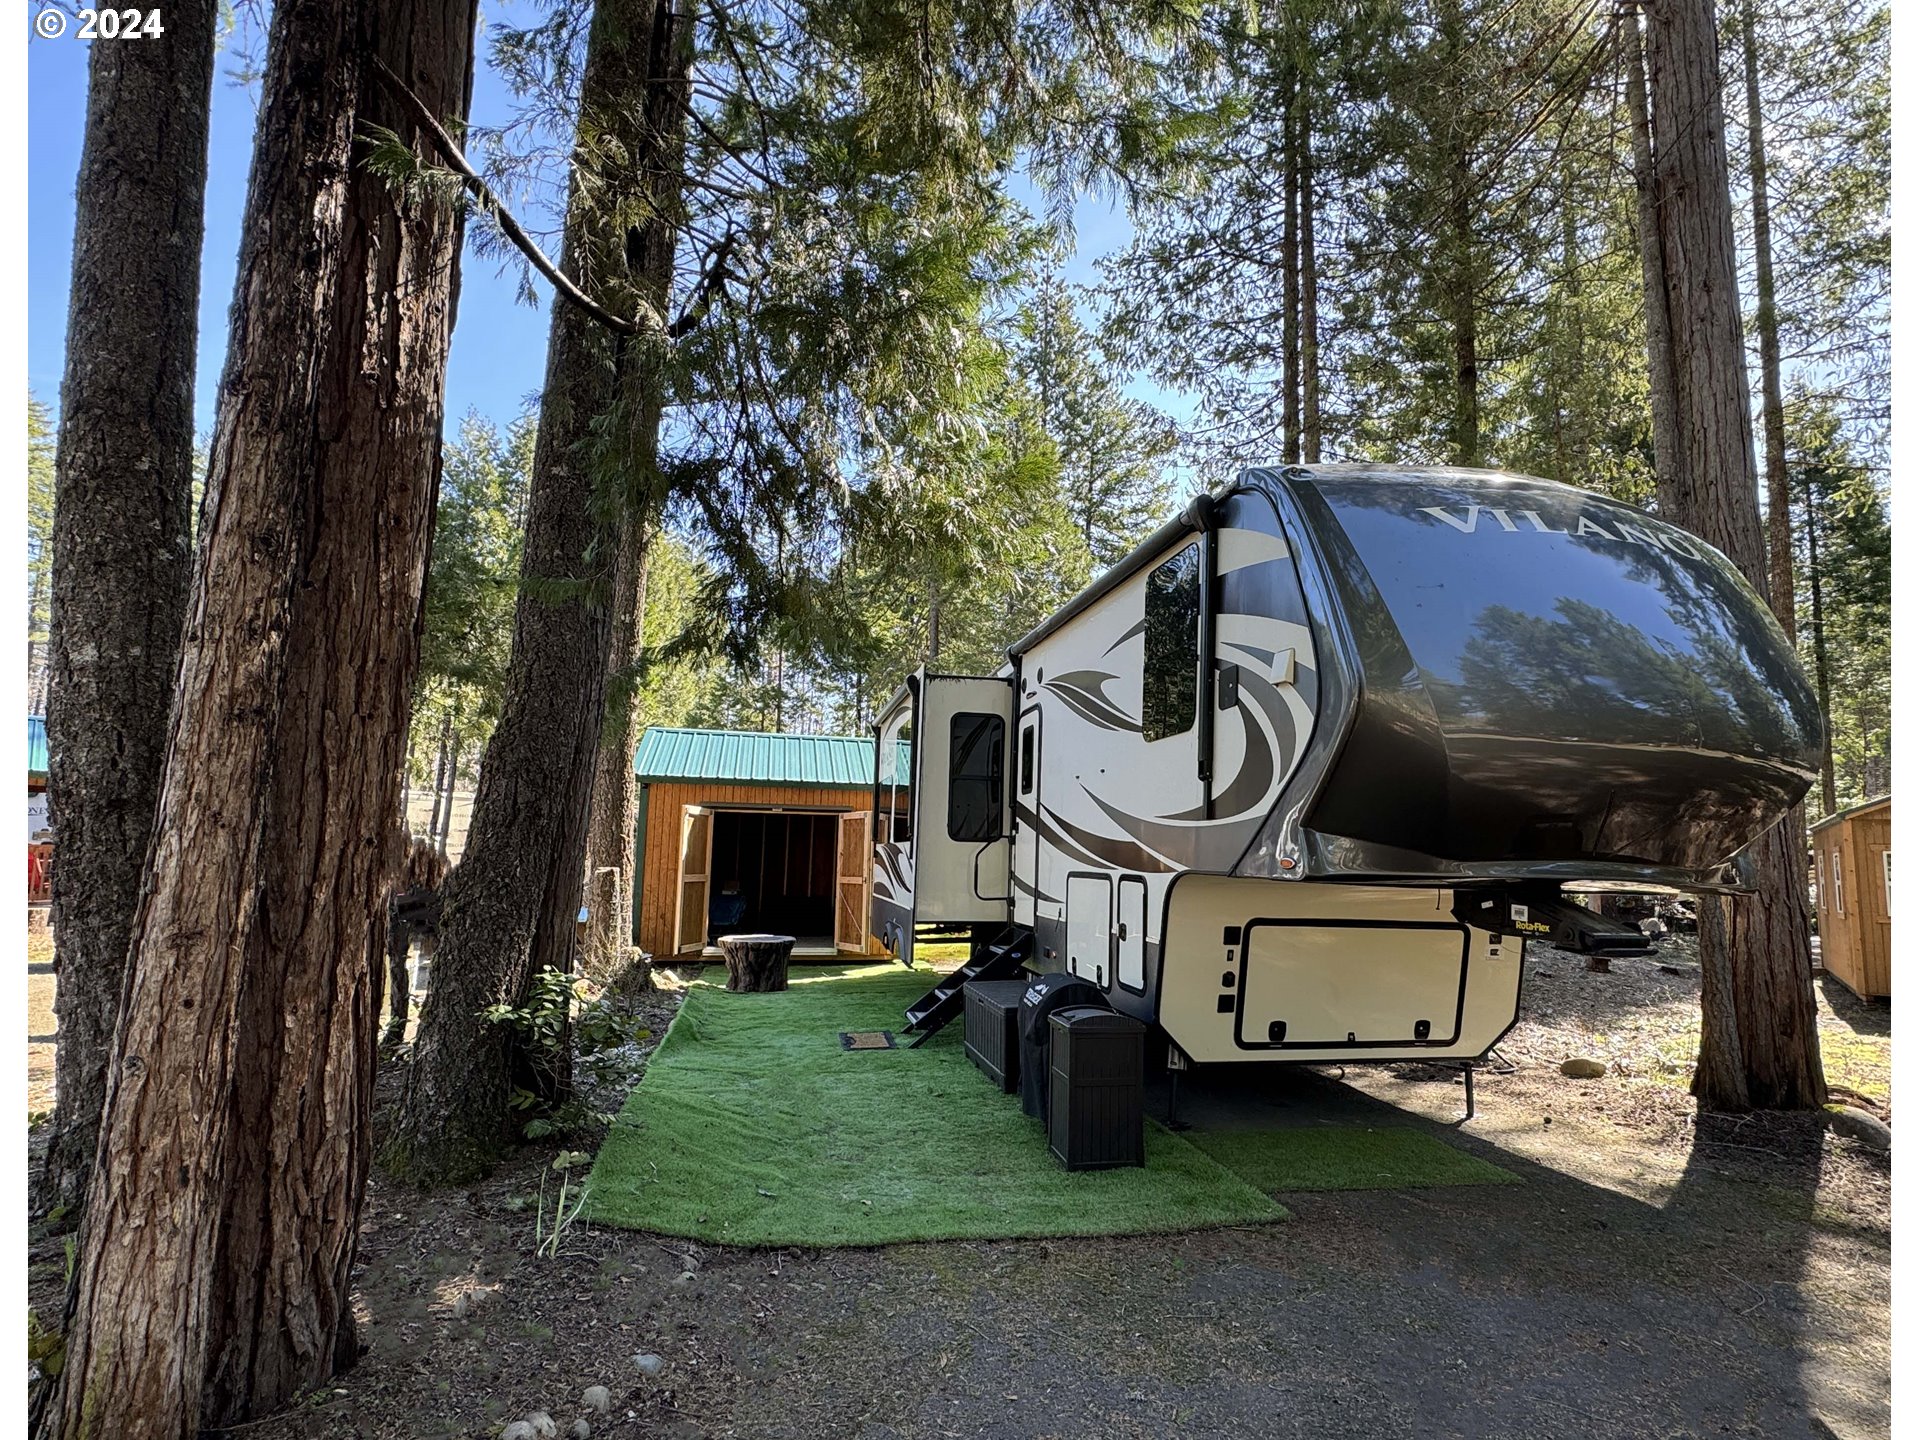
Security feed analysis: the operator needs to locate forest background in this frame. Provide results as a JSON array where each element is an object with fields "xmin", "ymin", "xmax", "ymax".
[{"xmin": 26, "ymin": 0, "xmax": 1888, "ymax": 820}]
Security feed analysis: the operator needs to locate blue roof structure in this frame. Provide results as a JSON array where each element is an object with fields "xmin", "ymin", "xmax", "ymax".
[
  {"xmin": 634, "ymin": 726, "xmax": 883, "ymax": 787},
  {"xmin": 28, "ymin": 716, "xmax": 47, "ymax": 777}
]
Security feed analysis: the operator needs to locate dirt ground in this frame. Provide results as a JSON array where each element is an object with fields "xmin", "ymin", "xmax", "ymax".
[
  {"xmin": 26, "ymin": 941, "xmax": 1891, "ymax": 1439},
  {"xmin": 27, "ymin": 927, "xmax": 53, "ymax": 1117}
]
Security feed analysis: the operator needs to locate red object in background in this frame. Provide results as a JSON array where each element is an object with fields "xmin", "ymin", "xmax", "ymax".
[{"xmin": 28, "ymin": 843, "xmax": 51, "ymax": 903}]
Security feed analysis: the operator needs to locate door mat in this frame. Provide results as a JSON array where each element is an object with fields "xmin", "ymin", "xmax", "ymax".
[{"xmin": 839, "ymin": 1030, "xmax": 897, "ymax": 1050}]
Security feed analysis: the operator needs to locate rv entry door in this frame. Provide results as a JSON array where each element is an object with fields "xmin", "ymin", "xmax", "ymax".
[{"xmin": 1012, "ymin": 706, "xmax": 1041, "ymax": 928}]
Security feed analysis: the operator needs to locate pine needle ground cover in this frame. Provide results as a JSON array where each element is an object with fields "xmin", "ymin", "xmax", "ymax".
[{"xmin": 586, "ymin": 964, "xmax": 1504, "ymax": 1247}]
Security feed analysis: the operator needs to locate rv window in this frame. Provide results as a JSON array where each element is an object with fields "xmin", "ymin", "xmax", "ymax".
[
  {"xmin": 947, "ymin": 713, "xmax": 1005, "ymax": 841},
  {"xmin": 1143, "ymin": 542, "xmax": 1202, "ymax": 743},
  {"xmin": 889, "ymin": 720, "xmax": 914, "ymax": 844},
  {"xmin": 878, "ymin": 708, "xmax": 914, "ymax": 848},
  {"xmin": 1019, "ymin": 721, "xmax": 1035, "ymax": 796}
]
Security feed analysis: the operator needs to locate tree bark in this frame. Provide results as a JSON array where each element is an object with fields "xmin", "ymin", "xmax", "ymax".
[
  {"xmin": 719, "ymin": 933, "xmax": 793, "ymax": 992},
  {"xmin": 1280, "ymin": 64, "xmax": 1301, "ymax": 465},
  {"xmin": 39, "ymin": 0, "xmax": 215, "ymax": 1221},
  {"xmin": 49, "ymin": 0, "xmax": 479, "ymax": 1430},
  {"xmin": 426, "ymin": 708, "xmax": 452, "ymax": 848},
  {"xmin": 385, "ymin": 900, "xmax": 415, "ymax": 1049},
  {"xmin": 1740, "ymin": 0, "xmax": 1795, "ymax": 640},
  {"xmin": 1438, "ymin": 0, "xmax": 1479, "ymax": 469},
  {"xmin": 580, "ymin": 0, "xmax": 693, "ymax": 986},
  {"xmin": 50, "ymin": 4, "xmax": 370, "ymax": 1431},
  {"xmin": 582, "ymin": 542, "xmax": 651, "ymax": 983},
  {"xmin": 438, "ymin": 731, "xmax": 461, "ymax": 854},
  {"xmin": 1802, "ymin": 467, "xmax": 1837, "ymax": 814},
  {"xmin": 1689, "ymin": 895, "xmax": 1749, "ymax": 1107},
  {"xmin": 389, "ymin": 0, "xmax": 693, "ymax": 1184},
  {"xmin": 1639, "ymin": 0, "xmax": 1824, "ymax": 1113},
  {"xmin": 201, "ymin": 0, "xmax": 480, "ymax": 1418},
  {"xmin": 1299, "ymin": 89, "xmax": 1322, "ymax": 465},
  {"xmin": 1625, "ymin": 31, "xmax": 1683, "ymax": 494}
]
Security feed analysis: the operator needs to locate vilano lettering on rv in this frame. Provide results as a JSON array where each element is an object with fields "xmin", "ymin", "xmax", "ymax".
[{"xmin": 1414, "ymin": 503, "xmax": 1705, "ymax": 558}]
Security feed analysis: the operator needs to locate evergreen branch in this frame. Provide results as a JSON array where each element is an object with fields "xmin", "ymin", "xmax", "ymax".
[
  {"xmin": 669, "ymin": 233, "xmax": 740, "ymax": 339},
  {"xmin": 368, "ymin": 56, "xmax": 641, "ymax": 338}
]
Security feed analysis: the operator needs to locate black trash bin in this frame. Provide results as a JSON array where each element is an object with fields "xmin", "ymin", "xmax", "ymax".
[
  {"xmin": 963, "ymin": 979, "xmax": 1030, "ymax": 1093},
  {"xmin": 1017, "ymin": 972, "xmax": 1108, "ymax": 1119},
  {"xmin": 1047, "ymin": 1006, "xmax": 1146, "ymax": 1171}
]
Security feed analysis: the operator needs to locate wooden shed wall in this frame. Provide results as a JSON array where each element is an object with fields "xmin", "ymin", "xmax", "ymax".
[
  {"xmin": 1812, "ymin": 800, "xmax": 1892, "ymax": 999},
  {"xmin": 636, "ymin": 780, "xmax": 873, "ymax": 961}
]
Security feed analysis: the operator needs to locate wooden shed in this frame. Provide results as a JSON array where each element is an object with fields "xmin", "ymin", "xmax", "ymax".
[
  {"xmin": 633, "ymin": 727, "xmax": 878, "ymax": 962},
  {"xmin": 1810, "ymin": 796, "xmax": 1891, "ymax": 999}
]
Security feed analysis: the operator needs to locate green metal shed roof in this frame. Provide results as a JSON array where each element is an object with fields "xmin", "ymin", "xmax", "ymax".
[
  {"xmin": 634, "ymin": 726, "xmax": 881, "ymax": 787},
  {"xmin": 28, "ymin": 716, "xmax": 47, "ymax": 777}
]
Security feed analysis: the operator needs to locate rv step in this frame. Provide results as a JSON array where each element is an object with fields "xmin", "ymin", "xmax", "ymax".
[{"xmin": 903, "ymin": 928, "xmax": 1034, "ymax": 1045}]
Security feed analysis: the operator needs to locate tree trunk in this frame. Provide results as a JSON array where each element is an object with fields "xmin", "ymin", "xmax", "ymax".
[
  {"xmin": 49, "ymin": 0, "xmax": 479, "ymax": 1430},
  {"xmin": 580, "ymin": 3, "xmax": 692, "ymax": 984},
  {"xmin": 1802, "ymin": 468, "xmax": 1837, "ymax": 814},
  {"xmin": 201, "ymin": 0, "xmax": 480, "ymax": 1416},
  {"xmin": 1280, "ymin": 64, "xmax": 1301, "ymax": 465},
  {"xmin": 1639, "ymin": 0, "xmax": 1824, "ymax": 1113},
  {"xmin": 426, "ymin": 708, "xmax": 452, "ymax": 848},
  {"xmin": 389, "ymin": 0, "xmax": 692, "ymax": 1184},
  {"xmin": 38, "ymin": 0, "xmax": 215, "ymax": 1221},
  {"xmin": 384, "ymin": 899, "xmax": 415, "ymax": 1049},
  {"xmin": 582, "ymin": 542, "xmax": 651, "ymax": 984},
  {"xmin": 50, "ymin": 3, "xmax": 368, "ymax": 1431},
  {"xmin": 1625, "ymin": 32, "xmax": 1683, "ymax": 494},
  {"xmin": 1299, "ymin": 90, "xmax": 1322, "ymax": 465},
  {"xmin": 438, "ymin": 732, "xmax": 461, "ymax": 854},
  {"xmin": 1439, "ymin": 0, "xmax": 1479, "ymax": 469},
  {"xmin": 1689, "ymin": 896, "xmax": 1749, "ymax": 1108},
  {"xmin": 1740, "ymin": 0, "xmax": 1795, "ymax": 640},
  {"xmin": 719, "ymin": 933, "xmax": 793, "ymax": 992},
  {"xmin": 1447, "ymin": 173, "xmax": 1479, "ymax": 468}
]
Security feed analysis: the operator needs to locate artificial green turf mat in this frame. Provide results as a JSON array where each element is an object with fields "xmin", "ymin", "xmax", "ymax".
[
  {"xmin": 585, "ymin": 963, "xmax": 1288, "ymax": 1246},
  {"xmin": 1189, "ymin": 1126, "xmax": 1517, "ymax": 1192}
]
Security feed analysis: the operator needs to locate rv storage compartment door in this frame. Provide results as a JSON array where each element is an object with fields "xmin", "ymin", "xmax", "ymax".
[
  {"xmin": 1237, "ymin": 920, "xmax": 1467, "ymax": 1049},
  {"xmin": 1065, "ymin": 874, "xmax": 1112, "ymax": 987}
]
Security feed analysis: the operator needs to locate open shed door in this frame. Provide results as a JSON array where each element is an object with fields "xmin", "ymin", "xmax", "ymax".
[
  {"xmin": 836, "ymin": 810, "xmax": 871, "ymax": 953},
  {"xmin": 674, "ymin": 805, "xmax": 713, "ymax": 953}
]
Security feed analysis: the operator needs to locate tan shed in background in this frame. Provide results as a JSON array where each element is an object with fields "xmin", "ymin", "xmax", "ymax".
[
  {"xmin": 1810, "ymin": 796, "xmax": 1891, "ymax": 999},
  {"xmin": 636, "ymin": 778, "xmax": 878, "ymax": 961},
  {"xmin": 630, "ymin": 728, "xmax": 887, "ymax": 964}
]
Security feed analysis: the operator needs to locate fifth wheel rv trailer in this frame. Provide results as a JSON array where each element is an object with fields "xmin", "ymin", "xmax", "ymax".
[{"xmin": 870, "ymin": 465, "xmax": 1821, "ymax": 1071}]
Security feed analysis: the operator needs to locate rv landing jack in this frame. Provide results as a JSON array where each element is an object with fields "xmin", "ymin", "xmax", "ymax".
[{"xmin": 1461, "ymin": 1062, "xmax": 1476, "ymax": 1122}]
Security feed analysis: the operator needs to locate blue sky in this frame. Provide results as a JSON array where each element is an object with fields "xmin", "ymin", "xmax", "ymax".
[{"xmin": 28, "ymin": 13, "xmax": 1168, "ymax": 440}]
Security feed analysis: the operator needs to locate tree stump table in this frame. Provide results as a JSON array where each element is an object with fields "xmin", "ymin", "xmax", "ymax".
[{"xmin": 718, "ymin": 933, "xmax": 795, "ymax": 992}]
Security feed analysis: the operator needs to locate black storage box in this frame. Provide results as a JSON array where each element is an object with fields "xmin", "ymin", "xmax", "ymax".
[
  {"xmin": 1047, "ymin": 1007, "xmax": 1146, "ymax": 1171},
  {"xmin": 963, "ymin": 979, "xmax": 1029, "ymax": 1093},
  {"xmin": 1018, "ymin": 972, "xmax": 1109, "ymax": 1119}
]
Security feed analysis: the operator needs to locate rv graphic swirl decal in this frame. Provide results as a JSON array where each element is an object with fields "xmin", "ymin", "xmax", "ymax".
[
  {"xmin": 872, "ymin": 842, "xmax": 912, "ymax": 903},
  {"xmin": 1032, "ymin": 520, "xmax": 1320, "ymax": 876}
]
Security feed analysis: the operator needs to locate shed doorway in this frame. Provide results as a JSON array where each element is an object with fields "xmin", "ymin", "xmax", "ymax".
[{"xmin": 674, "ymin": 805, "xmax": 866, "ymax": 958}]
